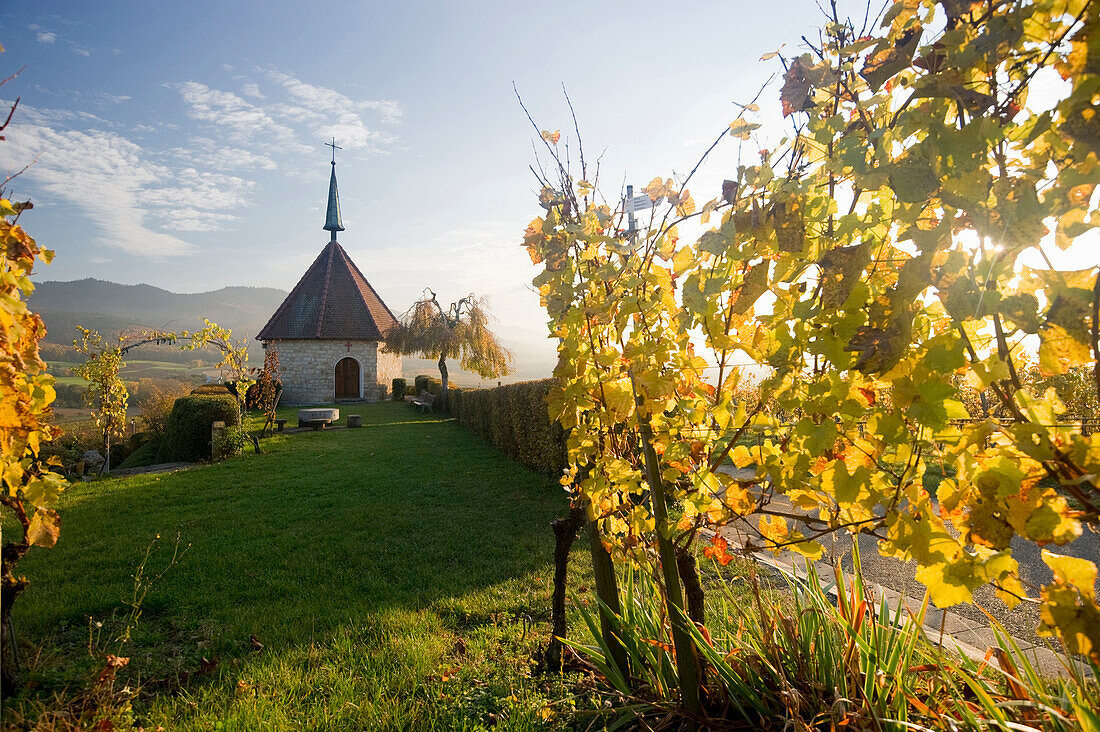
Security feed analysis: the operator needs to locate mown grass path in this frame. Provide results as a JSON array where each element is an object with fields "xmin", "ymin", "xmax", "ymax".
[{"xmin": 5, "ymin": 402, "xmax": 589, "ymax": 730}]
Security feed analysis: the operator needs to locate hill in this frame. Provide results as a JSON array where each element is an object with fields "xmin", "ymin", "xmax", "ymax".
[
  {"xmin": 30, "ymin": 278, "xmax": 557, "ymax": 382},
  {"xmin": 29, "ymin": 278, "xmax": 288, "ymax": 347}
]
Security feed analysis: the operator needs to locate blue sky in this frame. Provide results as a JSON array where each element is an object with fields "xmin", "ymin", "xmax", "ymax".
[{"xmin": 0, "ymin": 0, "xmax": 852, "ymax": 365}]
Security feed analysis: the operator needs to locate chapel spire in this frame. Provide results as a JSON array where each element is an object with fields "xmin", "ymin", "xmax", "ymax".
[{"xmin": 323, "ymin": 138, "xmax": 344, "ymax": 240}]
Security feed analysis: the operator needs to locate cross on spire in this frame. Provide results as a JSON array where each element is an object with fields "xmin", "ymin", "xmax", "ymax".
[
  {"xmin": 323, "ymin": 139, "xmax": 345, "ymax": 237},
  {"xmin": 326, "ymin": 137, "xmax": 342, "ymax": 165}
]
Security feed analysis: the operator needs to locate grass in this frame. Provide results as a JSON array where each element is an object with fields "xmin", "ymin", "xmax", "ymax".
[{"xmin": 3, "ymin": 401, "xmax": 598, "ymax": 730}]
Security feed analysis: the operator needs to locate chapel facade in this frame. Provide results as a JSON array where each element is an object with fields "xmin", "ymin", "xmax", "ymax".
[{"xmin": 256, "ymin": 155, "xmax": 401, "ymax": 404}]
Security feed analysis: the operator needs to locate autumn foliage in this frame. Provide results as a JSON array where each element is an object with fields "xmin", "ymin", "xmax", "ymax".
[
  {"xmin": 523, "ymin": 0, "xmax": 1100, "ymax": 707},
  {"xmin": 0, "ymin": 113, "xmax": 66, "ymax": 692}
]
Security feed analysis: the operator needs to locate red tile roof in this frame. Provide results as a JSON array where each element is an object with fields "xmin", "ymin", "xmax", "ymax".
[{"xmin": 257, "ymin": 240, "xmax": 398, "ymax": 341}]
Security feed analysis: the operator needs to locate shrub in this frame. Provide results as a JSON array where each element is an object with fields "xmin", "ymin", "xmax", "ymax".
[
  {"xmin": 157, "ymin": 394, "xmax": 240, "ymax": 463},
  {"xmin": 448, "ymin": 379, "xmax": 565, "ymax": 477},
  {"xmin": 190, "ymin": 383, "xmax": 231, "ymax": 396},
  {"xmin": 392, "ymin": 378, "xmax": 407, "ymax": 400},
  {"xmin": 138, "ymin": 380, "xmax": 193, "ymax": 439},
  {"xmin": 412, "ymin": 375, "xmax": 444, "ymax": 403},
  {"xmin": 242, "ymin": 381, "xmax": 281, "ymax": 409},
  {"xmin": 212, "ymin": 425, "xmax": 249, "ymax": 460},
  {"xmin": 116, "ymin": 440, "xmax": 161, "ymax": 470}
]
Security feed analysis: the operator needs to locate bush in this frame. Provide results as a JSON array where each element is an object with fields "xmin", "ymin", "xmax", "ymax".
[
  {"xmin": 392, "ymin": 378, "xmax": 407, "ymax": 400},
  {"xmin": 241, "ymin": 381, "xmax": 281, "ymax": 409},
  {"xmin": 448, "ymin": 379, "xmax": 566, "ymax": 477},
  {"xmin": 412, "ymin": 375, "xmax": 444, "ymax": 403},
  {"xmin": 138, "ymin": 380, "xmax": 193, "ymax": 439},
  {"xmin": 157, "ymin": 394, "xmax": 240, "ymax": 463},
  {"xmin": 212, "ymin": 425, "xmax": 249, "ymax": 460},
  {"xmin": 190, "ymin": 383, "xmax": 231, "ymax": 396},
  {"xmin": 116, "ymin": 440, "xmax": 161, "ymax": 470}
]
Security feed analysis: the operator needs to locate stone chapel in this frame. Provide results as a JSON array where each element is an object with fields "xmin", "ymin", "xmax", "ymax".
[{"xmin": 256, "ymin": 154, "xmax": 401, "ymax": 404}]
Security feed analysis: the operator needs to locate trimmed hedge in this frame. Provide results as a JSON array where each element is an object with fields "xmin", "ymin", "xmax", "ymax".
[
  {"xmin": 392, "ymin": 378, "xmax": 407, "ymax": 400},
  {"xmin": 191, "ymin": 383, "xmax": 232, "ymax": 396},
  {"xmin": 413, "ymin": 375, "xmax": 444, "ymax": 398},
  {"xmin": 156, "ymin": 394, "xmax": 241, "ymax": 463},
  {"xmin": 449, "ymin": 379, "xmax": 566, "ymax": 478}
]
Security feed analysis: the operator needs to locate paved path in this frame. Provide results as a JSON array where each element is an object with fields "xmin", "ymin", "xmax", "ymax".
[{"xmin": 713, "ymin": 465, "xmax": 1097, "ymax": 677}]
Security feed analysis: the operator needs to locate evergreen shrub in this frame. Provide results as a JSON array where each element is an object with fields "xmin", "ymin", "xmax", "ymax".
[
  {"xmin": 157, "ymin": 394, "xmax": 240, "ymax": 463},
  {"xmin": 190, "ymin": 383, "xmax": 231, "ymax": 396},
  {"xmin": 117, "ymin": 440, "xmax": 161, "ymax": 470},
  {"xmin": 448, "ymin": 379, "xmax": 565, "ymax": 477},
  {"xmin": 392, "ymin": 377, "xmax": 407, "ymax": 400}
]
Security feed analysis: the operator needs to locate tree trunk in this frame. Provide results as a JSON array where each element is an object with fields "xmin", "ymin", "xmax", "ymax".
[
  {"xmin": 676, "ymin": 547, "xmax": 705, "ymax": 625},
  {"xmin": 638, "ymin": 416, "xmax": 702, "ymax": 722},
  {"xmin": 1, "ymin": 498, "xmax": 30, "ymax": 697},
  {"xmin": 437, "ymin": 353, "xmax": 449, "ymax": 412},
  {"xmin": 586, "ymin": 510, "xmax": 630, "ymax": 682},
  {"xmin": 545, "ymin": 503, "xmax": 585, "ymax": 673}
]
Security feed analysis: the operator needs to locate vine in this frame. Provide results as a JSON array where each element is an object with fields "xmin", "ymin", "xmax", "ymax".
[{"xmin": 524, "ymin": 1, "xmax": 1100, "ymax": 712}]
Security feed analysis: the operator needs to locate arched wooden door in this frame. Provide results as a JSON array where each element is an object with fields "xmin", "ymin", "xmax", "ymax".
[{"xmin": 334, "ymin": 357, "xmax": 360, "ymax": 400}]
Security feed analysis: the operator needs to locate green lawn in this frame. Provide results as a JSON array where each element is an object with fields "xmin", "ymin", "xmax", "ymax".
[{"xmin": 4, "ymin": 402, "xmax": 597, "ymax": 730}]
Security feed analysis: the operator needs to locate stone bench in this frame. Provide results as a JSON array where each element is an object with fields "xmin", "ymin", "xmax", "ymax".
[{"xmin": 298, "ymin": 407, "xmax": 339, "ymax": 428}]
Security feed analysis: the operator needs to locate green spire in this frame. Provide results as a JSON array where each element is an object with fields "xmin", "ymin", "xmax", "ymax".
[{"xmin": 323, "ymin": 139, "xmax": 344, "ymax": 239}]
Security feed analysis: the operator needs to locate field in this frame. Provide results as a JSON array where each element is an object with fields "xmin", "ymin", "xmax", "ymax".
[
  {"xmin": 3, "ymin": 402, "xmax": 601, "ymax": 729},
  {"xmin": 46, "ymin": 359, "xmax": 214, "ymax": 386}
]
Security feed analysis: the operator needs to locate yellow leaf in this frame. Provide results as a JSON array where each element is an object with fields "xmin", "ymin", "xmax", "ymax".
[
  {"xmin": 541, "ymin": 129, "xmax": 561, "ymax": 145},
  {"xmin": 1042, "ymin": 550, "xmax": 1097, "ymax": 595},
  {"xmin": 644, "ymin": 176, "xmax": 666, "ymax": 203},
  {"xmin": 27, "ymin": 508, "xmax": 60, "ymax": 548},
  {"xmin": 601, "ymin": 377, "xmax": 635, "ymax": 418},
  {"xmin": 729, "ymin": 118, "xmax": 762, "ymax": 140}
]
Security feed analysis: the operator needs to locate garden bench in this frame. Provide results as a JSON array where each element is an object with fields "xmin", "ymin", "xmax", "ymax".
[
  {"xmin": 411, "ymin": 390, "xmax": 436, "ymax": 413},
  {"xmin": 274, "ymin": 419, "xmax": 286, "ymax": 432}
]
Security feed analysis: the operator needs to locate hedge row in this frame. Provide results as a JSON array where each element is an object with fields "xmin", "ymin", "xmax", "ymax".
[
  {"xmin": 448, "ymin": 379, "xmax": 566, "ymax": 478},
  {"xmin": 414, "ymin": 375, "xmax": 443, "ymax": 398}
]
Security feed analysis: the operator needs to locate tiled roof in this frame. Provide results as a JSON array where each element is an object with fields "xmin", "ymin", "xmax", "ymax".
[{"xmin": 257, "ymin": 240, "xmax": 398, "ymax": 341}]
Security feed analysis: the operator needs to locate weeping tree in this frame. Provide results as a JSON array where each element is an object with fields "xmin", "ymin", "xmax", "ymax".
[{"xmin": 384, "ymin": 289, "xmax": 513, "ymax": 409}]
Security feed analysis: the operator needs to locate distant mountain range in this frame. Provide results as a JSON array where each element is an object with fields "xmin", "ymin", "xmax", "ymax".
[
  {"xmin": 30, "ymin": 278, "xmax": 555, "ymax": 384},
  {"xmin": 30, "ymin": 278, "xmax": 288, "ymax": 347}
]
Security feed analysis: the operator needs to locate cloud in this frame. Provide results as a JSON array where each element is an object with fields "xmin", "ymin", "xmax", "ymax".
[
  {"xmin": 156, "ymin": 209, "xmax": 241, "ymax": 232},
  {"xmin": 93, "ymin": 92, "xmax": 131, "ymax": 106},
  {"xmin": 69, "ymin": 43, "xmax": 92, "ymax": 57},
  {"xmin": 265, "ymin": 69, "xmax": 402, "ymax": 150},
  {"xmin": 241, "ymin": 83, "xmax": 264, "ymax": 99},
  {"xmin": 36, "ymin": 31, "xmax": 57, "ymax": 45},
  {"xmin": 0, "ymin": 103, "xmax": 257, "ymax": 257},
  {"xmin": 167, "ymin": 139, "xmax": 277, "ymax": 171},
  {"xmin": 167, "ymin": 81, "xmax": 308, "ymax": 153}
]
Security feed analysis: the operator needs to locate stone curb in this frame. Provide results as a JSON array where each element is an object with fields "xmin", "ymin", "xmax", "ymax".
[{"xmin": 698, "ymin": 526, "xmax": 1093, "ymax": 680}]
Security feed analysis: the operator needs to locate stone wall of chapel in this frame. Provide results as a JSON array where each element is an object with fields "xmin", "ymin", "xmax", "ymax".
[{"xmin": 262, "ymin": 339, "xmax": 401, "ymax": 404}]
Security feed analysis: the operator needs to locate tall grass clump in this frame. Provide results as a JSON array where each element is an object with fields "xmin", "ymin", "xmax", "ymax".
[{"xmin": 567, "ymin": 549, "xmax": 1099, "ymax": 730}]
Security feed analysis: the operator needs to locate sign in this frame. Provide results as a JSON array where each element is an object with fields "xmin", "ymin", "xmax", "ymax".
[{"xmin": 625, "ymin": 194, "xmax": 659, "ymax": 213}]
